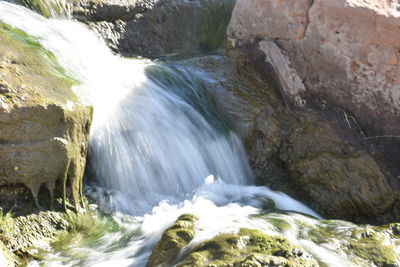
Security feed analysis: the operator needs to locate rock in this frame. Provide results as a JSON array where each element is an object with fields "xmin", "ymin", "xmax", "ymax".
[
  {"xmin": 280, "ymin": 112, "xmax": 395, "ymax": 221},
  {"xmin": 0, "ymin": 209, "xmax": 112, "ymax": 265},
  {"xmin": 176, "ymin": 228, "xmax": 319, "ymax": 267},
  {"xmin": 302, "ymin": 219, "xmax": 400, "ymax": 267},
  {"xmin": 147, "ymin": 214, "xmax": 197, "ymax": 267},
  {"xmin": 0, "ymin": 211, "xmax": 69, "ymax": 265},
  {"xmin": 0, "ymin": 23, "xmax": 92, "ymax": 210},
  {"xmin": 175, "ymin": 54, "xmax": 397, "ymax": 223},
  {"xmin": 258, "ymin": 41, "xmax": 306, "ymax": 103},
  {"xmin": 70, "ymin": 0, "xmax": 235, "ymax": 57},
  {"xmin": 228, "ymin": 0, "xmax": 400, "ymax": 166},
  {"xmin": 228, "ymin": 0, "xmax": 313, "ymax": 43}
]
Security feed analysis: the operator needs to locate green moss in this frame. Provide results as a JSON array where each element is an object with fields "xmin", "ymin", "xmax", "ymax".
[
  {"xmin": 266, "ymin": 218, "xmax": 291, "ymax": 232},
  {"xmin": 0, "ymin": 211, "xmax": 70, "ymax": 265},
  {"xmin": 296, "ymin": 219, "xmax": 400, "ymax": 267},
  {"xmin": 0, "ymin": 22, "xmax": 78, "ymax": 107},
  {"xmin": 52, "ymin": 211, "xmax": 126, "ymax": 250},
  {"xmin": 348, "ymin": 226, "xmax": 399, "ymax": 267},
  {"xmin": 177, "ymin": 228, "xmax": 319, "ymax": 267},
  {"xmin": 198, "ymin": 0, "xmax": 235, "ymax": 51},
  {"xmin": 147, "ymin": 214, "xmax": 197, "ymax": 267}
]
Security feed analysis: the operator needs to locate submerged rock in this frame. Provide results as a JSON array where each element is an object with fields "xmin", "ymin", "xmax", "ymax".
[
  {"xmin": 176, "ymin": 228, "xmax": 319, "ymax": 267},
  {"xmin": 0, "ymin": 211, "xmax": 69, "ymax": 265},
  {"xmin": 69, "ymin": 0, "xmax": 235, "ymax": 57},
  {"xmin": 0, "ymin": 209, "xmax": 114, "ymax": 265},
  {"xmin": 300, "ymin": 219, "xmax": 400, "ymax": 266},
  {"xmin": 147, "ymin": 214, "xmax": 197, "ymax": 267},
  {"xmin": 0, "ymin": 23, "xmax": 92, "ymax": 211}
]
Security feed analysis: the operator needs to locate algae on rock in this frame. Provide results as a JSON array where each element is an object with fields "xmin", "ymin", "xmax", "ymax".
[
  {"xmin": 176, "ymin": 228, "xmax": 319, "ymax": 267},
  {"xmin": 298, "ymin": 219, "xmax": 400, "ymax": 267},
  {"xmin": 147, "ymin": 214, "xmax": 197, "ymax": 267},
  {"xmin": 0, "ymin": 23, "xmax": 92, "ymax": 211},
  {"xmin": 0, "ymin": 211, "xmax": 69, "ymax": 265}
]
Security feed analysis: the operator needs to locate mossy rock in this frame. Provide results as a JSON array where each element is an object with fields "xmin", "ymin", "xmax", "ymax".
[
  {"xmin": 298, "ymin": 219, "xmax": 400, "ymax": 267},
  {"xmin": 0, "ymin": 211, "xmax": 69, "ymax": 265},
  {"xmin": 280, "ymin": 113, "xmax": 395, "ymax": 221},
  {"xmin": 176, "ymin": 228, "xmax": 319, "ymax": 267},
  {"xmin": 0, "ymin": 209, "xmax": 120, "ymax": 266},
  {"xmin": 348, "ymin": 224, "xmax": 400, "ymax": 267},
  {"xmin": 147, "ymin": 214, "xmax": 197, "ymax": 267},
  {"xmin": 0, "ymin": 23, "xmax": 92, "ymax": 211}
]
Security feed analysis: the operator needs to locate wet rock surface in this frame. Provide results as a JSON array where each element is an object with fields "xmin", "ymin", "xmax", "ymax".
[
  {"xmin": 147, "ymin": 214, "xmax": 197, "ymax": 267},
  {"xmin": 70, "ymin": 0, "xmax": 235, "ymax": 57},
  {"xmin": 176, "ymin": 54, "xmax": 398, "ymax": 224},
  {"xmin": 177, "ymin": 228, "xmax": 319, "ymax": 267},
  {"xmin": 0, "ymin": 23, "xmax": 92, "ymax": 212},
  {"xmin": 0, "ymin": 211, "xmax": 69, "ymax": 266},
  {"xmin": 299, "ymin": 218, "xmax": 400, "ymax": 266}
]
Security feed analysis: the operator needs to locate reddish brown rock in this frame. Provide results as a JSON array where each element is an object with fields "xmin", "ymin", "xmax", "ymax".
[{"xmin": 228, "ymin": 0, "xmax": 400, "ymax": 141}]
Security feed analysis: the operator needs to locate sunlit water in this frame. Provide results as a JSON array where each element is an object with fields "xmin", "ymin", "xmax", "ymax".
[{"xmin": 1, "ymin": 3, "xmax": 395, "ymax": 267}]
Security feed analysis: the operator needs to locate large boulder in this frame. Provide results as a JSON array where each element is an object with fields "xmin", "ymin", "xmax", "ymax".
[
  {"xmin": 227, "ymin": 0, "xmax": 400, "ymax": 168},
  {"xmin": 70, "ymin": 0, "xmax": 235, "ymax": 57},
  {"xmin": 0, "ymin": 23, "xmax": 92, "ymax": 211},
  {"xmin": 280, "ymin": 112, "xmax": 395, "ymax": 221}
]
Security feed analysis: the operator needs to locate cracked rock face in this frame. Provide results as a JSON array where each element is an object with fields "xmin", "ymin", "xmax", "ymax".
[{"xmin": 228, "ymin": 0, "xmax": 400, "ymax": 164}]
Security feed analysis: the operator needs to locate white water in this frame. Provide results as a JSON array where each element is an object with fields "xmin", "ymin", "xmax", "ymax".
[{"xmin": 0, "ymin": 3, "xmax": 378, "ymax": 267}]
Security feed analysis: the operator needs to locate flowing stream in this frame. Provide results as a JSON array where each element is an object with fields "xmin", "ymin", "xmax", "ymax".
[{"xmin": 1, "ymin": 2, "xmax": 398, "ymax": 267}]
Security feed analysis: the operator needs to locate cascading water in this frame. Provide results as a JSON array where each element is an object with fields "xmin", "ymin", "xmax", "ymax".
[{"xmin": 2, "ymin": 2, "xmax": 397, "ymax": 267}]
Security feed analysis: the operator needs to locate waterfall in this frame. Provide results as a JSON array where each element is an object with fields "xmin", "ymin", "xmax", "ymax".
[
  {"xmin": 0, "ymin": 1, "xmax": 317, "ymax": 216},
  {"xmin": 0, "ymin": 3, "xmax": 362, "ymax": 267}
]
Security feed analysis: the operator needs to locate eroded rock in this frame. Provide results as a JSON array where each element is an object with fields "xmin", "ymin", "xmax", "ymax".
[{"xmin": 0, "ymin": 23, "xmax": 92, "ymax": 211}]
